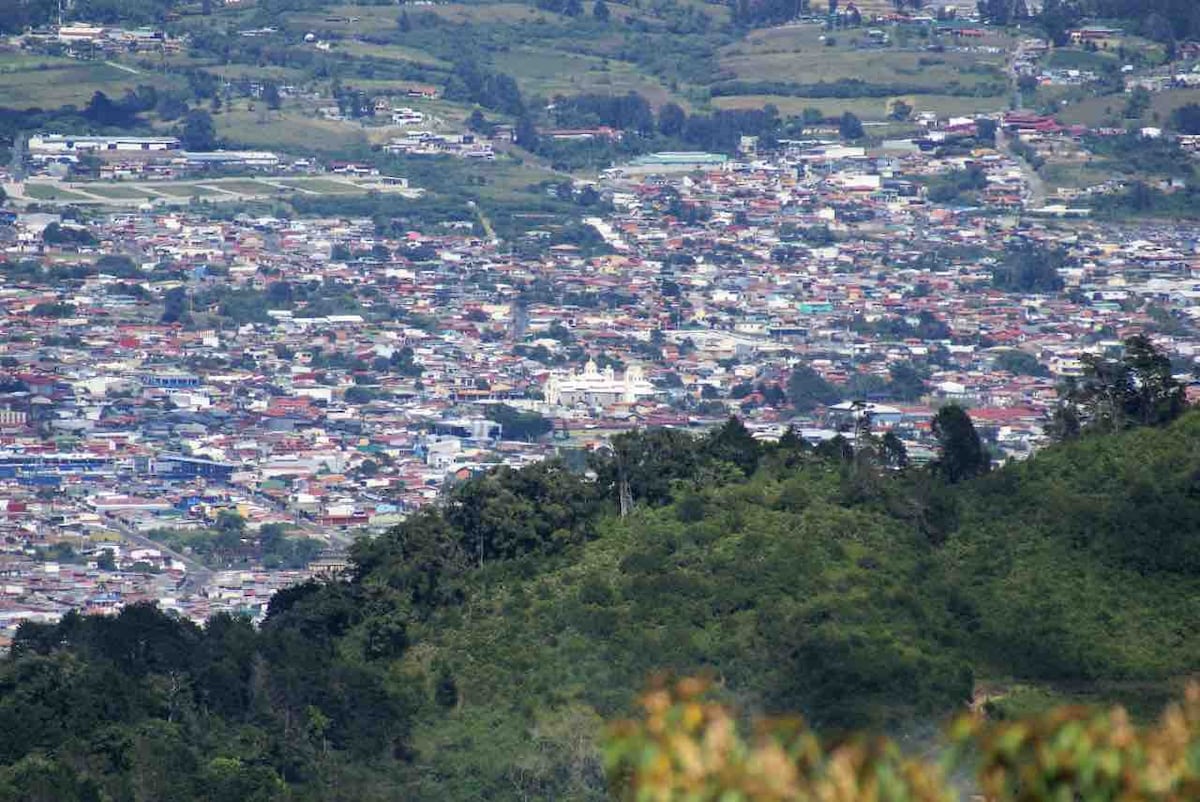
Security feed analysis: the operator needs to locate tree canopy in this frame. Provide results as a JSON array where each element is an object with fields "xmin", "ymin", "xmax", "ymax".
[{"xmin": 1, "ymin": 401, "xmax": 1199, "ymax": 799}]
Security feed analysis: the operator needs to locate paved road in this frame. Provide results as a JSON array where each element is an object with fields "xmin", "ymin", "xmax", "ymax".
[
  {"xmin": 996, "ymin": 126, "xmax": 1048, "ymax": 207},
  {"xmin": 104, "ymin": 514, "xmax": 213, "ymax": 597},
  {"xmin": 246, "ymin": 489, "xmax": 357, "ymax": 549}
]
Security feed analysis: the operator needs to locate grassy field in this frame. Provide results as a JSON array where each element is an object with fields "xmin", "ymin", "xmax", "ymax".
[
  {"xmin": 1058, "ymin": 87, "xmax": 1200, "ymax": 127},
  {"xmin": 493, "ymin": 47, "xmax": 682, "ymax": 107},
  {"xmin": 712, "ymin": 92, "xmax": 1001, "ymax": 120},
  {"xmin": 0, "ymin": 53, "xmax": 180, "ymax": 108},
  {"xmin": 202, "ymin": 179, "xmax": 281, "ymax": 194},
  {"xmin": 206, "ymin": 64, "xmax": 310, "ymax": 83},
  {"xmin": 215, "ymin": 108, "xmax": 371, "ymax": 153},
  {"xmin": 289, "ymin": 4, "xmax": 426, "ymax": 36},
  {"xmin": 333, "ymin": 40, "xmax": 451, "ymax": 69},
  {"xmin": 719, "ymin": 29, "xmax": 1007, "ymax": 92},
  {"xmin": 22, "ymin": 184, "xmax": 95, "ymax": 201},
  {"xmin": 1039, "ymin": 161, "xmax": 1116, "ymax": 191},
  {"xmin": 81, "ymin": 184, "xmax": 157, "ymax": 200},
  {"xmin": 1044, "ymin": 47, "xmax": 1120, "ymax": 72},
  {"xmin": 146, "ymin": 183, "xmax": 219, "ymax": 197},
  {"xmin": 272, "ymin": 178, "xmax": 364, "ymax": 193}
]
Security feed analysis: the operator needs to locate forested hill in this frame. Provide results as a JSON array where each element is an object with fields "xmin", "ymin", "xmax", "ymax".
[{"xmin": 4, "ymin": 410, "xmax": 1200, "ymax": 801}]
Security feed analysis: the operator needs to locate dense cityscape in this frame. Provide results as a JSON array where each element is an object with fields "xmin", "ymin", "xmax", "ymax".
[
  {"xmin": 1, "ymin": 0, "xmax": 1200, "ymax": 797},
  {"xmin": 3, "ymin": 101, "xmax": 1200, "ymax": 636}
]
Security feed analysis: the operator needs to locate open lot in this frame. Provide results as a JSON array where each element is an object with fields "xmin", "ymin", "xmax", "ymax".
[
  {"xmin": 712, "ymin": 92, "xmax": 1001, "ymax": 121},
  {"xmin": 81, "ymin": 185, "xmax": 159, "ymax": 200},
  {"xmin": 22, "ymin": 184, "xmax": 95, "ymax": 201},
  {"xmin": 215, "ymin": 108, "xmax": 371, "ymax": 153},
  {"xmin": 1058, "ymin": 87, "xmax": 1200, "ymax": 127},
  {"xmin": 494, "ymin": 47, "xmax": 682, "ymax": 107},
  {"xmin": 333, "ymin": 40, "xmax": 451, "ymax": 69},
  {"xmin": 272, "ymin": 178, "xmax": 363, "ymax": 193},
  {"xmin": 0, "ymin": 53, "xmax": 179, "ymax": 108},
  {"xmin": 146, "ymin": 183, "xmax": 219, "ymax": 198},
  {"xmin": 719, "ymin": 28, "xmax": 1008, "ymax": 94}
]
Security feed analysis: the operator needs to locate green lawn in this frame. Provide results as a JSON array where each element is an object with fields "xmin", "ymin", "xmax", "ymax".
[
  {"xmin": 0, "ymin": 56, "xmax": 180, "ymax": 108},
  {"xmin": 719, "ymin": 31, "xmax": 1007, "ymax": 94},
  {"xmin": 1057, "ymin": 87, "xmax": 1200, "ymax": 127},
  {"xmin": 202, "ymin": 179, "xmax": 278, "ymax": 195},
  {"xmin": 712, "ymin": 93, "xmax": 1002, "ymax": 121},
  {"xmin": 1044, "ymin": 47, "xmax": 1119, "ymax": 71},
  {"xmin": 22, "ymin": 184, "xmax": 94, "ymax": 201},
  {"xmin": 215, "ymin": 109, "xmax": 370, "ymax": 154},
  {"xmin": 1039, "ymin": 161, "xmax": 1117, "ymax": 191},
  {"xmin": 145, "ymin": 183, "xmax": 218, "ymax": 197},
  {"xmin": 207, "ymin": 64, "xmax": 310, "ymax": 82},
  {"xmin": 79, "ymin": 184, "xmax": 156, "ymax": 200},
  {"xmin": 334, "ymin": 40, "xmax": 451, "ymax": 69},
  {"xmin": 494, "ymin": 46, "xmax": 682, "ymax": 107},
  {"xmin": 273, "ymin": 178, "xmax": 364, "ymax": 193}
]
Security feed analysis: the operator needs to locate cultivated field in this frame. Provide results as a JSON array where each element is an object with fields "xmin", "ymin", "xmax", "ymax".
[
  {"xmin": 214, "ymin": 108, "xmax": 371, "ymax": 153},
  {"xmin": 712, "ymin": 92, "xmax": 1002, "ymax": 121},
  {"xmin": 719, "ymin": 27, "xmax": 1008, "ymax": 92},
  {"xmin": 0, "ymin": 52, "xmax": 184, "ymax": 108},
  {"xmin": 494, "ymin": 47, "xmax": 682, "ymax": 107}
]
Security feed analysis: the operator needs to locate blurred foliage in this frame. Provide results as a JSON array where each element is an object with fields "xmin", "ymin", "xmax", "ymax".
[{"xmin": 606, "ymin": 677, "xmax": 1200, "ymax": 802}]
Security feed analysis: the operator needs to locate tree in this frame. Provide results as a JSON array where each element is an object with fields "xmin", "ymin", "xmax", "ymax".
[
  {"xmin": 0, "ymin": 185, "xmax": 7, "ymax": 207},
  {"xmin": 991, "ymin": 241, "xmax": 1066, "ymax": 294},
  {"xmin": 216, "ymin": 510, "xmax": 246, "ymax": 537},
  {"xmin": 1068, "ymin": 335, "xmax": 1186, "ymax": 432},
  {"xmin": 931, "ymin": 404, "xmax": 990, "ymax": 483},
  {"xmin": 703, "ymin": 417, "xmax": 762, "ymax": 476},
  {"xmin": 592, "ymin": 0, "xmax": 610, "ymax": 20},
  {"xmin": 994, "ymin": 349, "xmax": 1049, "ymax": 377},
  {"xmin": 976, "ymin": 117, "xmax": 998, "ymax": 144},
  {"xmin": 1044, "ymin": 403, "xmax": 1081, "ymax": 442},
  {"xmin": 1039, "ymin": 0, "xmax": 1082, "ymax": 46},
  {"xmin": 1124, "ymin": 86, "xmax": 1152, "ymax": 120},
  {"xmin": 486, "ymin": 405, "xmax": 553, "ymax": 442},
  {"xmin": 96, "ymin": 549, "xmax": 117, "ymax": 571},
  {"xmin": 180, "ymin": 109, "xmax": 217, "ymax": 151},
  {"xmin": 263, "ymin": 82, "xmax": 281, "ymax": 111},
  {"xmin": 839, "ymin": 111, "xmax": 864, "ymax": 140},
  {"xmin": 890, "ymin": 99, "xmax": 913, "ymax": 121},
  {"xmin": 887, "ymin": 362, "xmax": 927, "ymax": 401},
  {"xmin": 514, "ymin": 115, "xmax": 539, "ymax": 150},
  {"xmin": 977, "ymin": 0, "xmax": 1014, "ymax": 24},
  {"xmin": 658, "ymin": 102, "xmax": 687, "ymax": 137},
  {"xmin": 1171, "ymin": 102, "xmax": 1200, "ymax": 135},
  {"xmin": 787, "ymin": 365, "xmax": 841, "ymax": 412},
  {"xmin": 880, "ymin": 431, "xmax": 908, "ymax": 469},
  {"xmin": 161, "ymin": 286, "xmax": 190, "ymax": 325},
  {"xmin": 390, "ymin": 346, "xmax": 422, "ymax": 377}
]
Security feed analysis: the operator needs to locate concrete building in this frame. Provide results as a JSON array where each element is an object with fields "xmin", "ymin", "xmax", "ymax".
[{"xmin": 543, "ymin": 361, "xmax": 657, "ymax": 407}]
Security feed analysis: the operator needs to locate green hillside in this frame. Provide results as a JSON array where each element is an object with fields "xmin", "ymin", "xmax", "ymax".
[{"xmin": 2, "ymin": 404, "xmax": 1200, "ymax": 801}]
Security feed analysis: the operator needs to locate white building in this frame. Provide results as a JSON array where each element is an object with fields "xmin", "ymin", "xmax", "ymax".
[
  {"xmin": 543, "ymin": 360, "xmax": 657, "ymax": 407},
  {"xmin": 28, "ymin": 134, "xmax": 181, "ymax": 155}
]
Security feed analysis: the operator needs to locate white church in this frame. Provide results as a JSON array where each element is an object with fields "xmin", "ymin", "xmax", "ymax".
[{"xmin": 543, "ymin": 360, "xmax": 658, "ymax": 408}]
